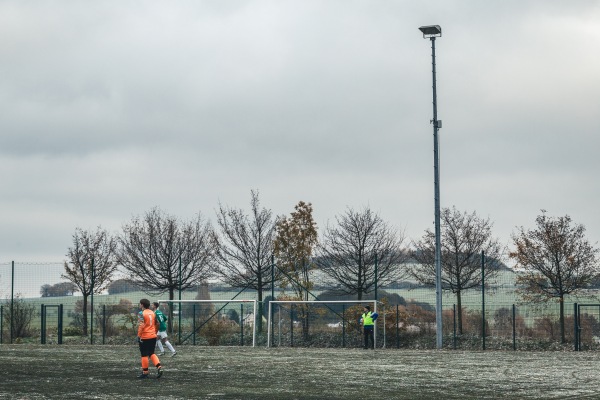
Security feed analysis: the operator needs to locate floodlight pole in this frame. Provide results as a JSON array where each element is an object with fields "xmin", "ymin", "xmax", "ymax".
[{"xmin": 420, "ymin": 25, "xmax": 443, "ymax": 350}]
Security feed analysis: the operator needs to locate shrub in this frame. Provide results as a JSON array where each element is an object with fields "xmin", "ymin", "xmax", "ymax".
[
  {"xmin": 2, "ymin": 294, "xmax": 36, "ymax": 338},
  {"xmin": 201, "ymin": 319, "xmax": 237, "ymax": 346},
  {"xmin": 64, "ymin": 326, "xmax": 84, "ymax": 336},
  {"xmin": 93, "ymin": 299, "xmax": 135, "ymax": 337}
]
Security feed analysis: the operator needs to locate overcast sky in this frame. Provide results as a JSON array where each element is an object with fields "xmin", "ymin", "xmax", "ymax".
[{"xmin": 1, "ymin": 1, "xmax": 599, "ymax": 266}]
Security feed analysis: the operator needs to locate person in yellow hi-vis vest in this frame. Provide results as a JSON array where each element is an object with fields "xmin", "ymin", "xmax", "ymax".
[{"xmin": 359, "ymin": 305, "xmax": 379, "ymax": 349}]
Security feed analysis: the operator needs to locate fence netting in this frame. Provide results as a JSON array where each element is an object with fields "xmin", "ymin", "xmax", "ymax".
[{"xmin": 1, "ymin": 262, "xmax": 599, "ymax": 349}]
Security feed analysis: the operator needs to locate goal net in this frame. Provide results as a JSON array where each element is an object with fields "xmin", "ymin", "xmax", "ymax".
[
  {"xmin": 157, "ymin": 299, "xmax": 258, "ymax": 347},
  {"xmin": 267, "ymin": 300, "xmax": 385, "ymax": 348}
]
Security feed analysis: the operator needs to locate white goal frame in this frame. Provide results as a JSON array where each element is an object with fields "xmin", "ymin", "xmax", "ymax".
[
  {"xmin": 157, "ymin": 299, "xmax": 258, "ymax": 347},
  {"xmin": 267, "ymin": 300, "xmax": 385, "ymax": 348}
]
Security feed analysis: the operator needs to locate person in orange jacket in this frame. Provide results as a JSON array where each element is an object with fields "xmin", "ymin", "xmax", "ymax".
[{"xmin": 136, "ymin": 298, "xmax": 163, "ymax": 379}]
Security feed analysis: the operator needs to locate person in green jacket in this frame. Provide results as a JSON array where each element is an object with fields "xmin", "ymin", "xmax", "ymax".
[{"xmin": 151, "ymin": 302, "xmax": 177, "ymax": 357}]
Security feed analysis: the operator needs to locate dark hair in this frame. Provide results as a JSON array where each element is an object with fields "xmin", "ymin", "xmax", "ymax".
[
  {"xmin": 153, "ymin": 302, "xmax": 160, "ymax": 308},
  {"xmin": 140, "ymin": 299, "xmax": 150, "ymax": 309},
  {"xmin": 364, "ymin": 305, "xmax": 371, "ymax": 311}
]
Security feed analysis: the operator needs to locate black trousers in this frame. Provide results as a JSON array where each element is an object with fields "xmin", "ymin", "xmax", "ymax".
[
  {"xmin": 363, "ymin": 326, "xmax": 374, "ymax": 349},
  {"xmin": 139, "ymin": 337, "xmax": 157, "ymax": 357}
]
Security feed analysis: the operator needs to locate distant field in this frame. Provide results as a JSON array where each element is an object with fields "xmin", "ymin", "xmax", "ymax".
[{"xmin": 1, "ymin": 345, "xmax": 600, "ymax": 399}]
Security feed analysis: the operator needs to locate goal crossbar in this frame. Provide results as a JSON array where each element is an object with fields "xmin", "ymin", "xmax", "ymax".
[
  {"xmin": 267, "ymin": 300, "xmax": 384, "ymax": 348},
  {"xmin": 157, "ymin": 299, "xmax": 257, "ymax": 347}
]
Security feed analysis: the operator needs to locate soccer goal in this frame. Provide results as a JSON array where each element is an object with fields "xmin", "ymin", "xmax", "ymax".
[
  {"xmin": 267, "ymin": 300, "xmax": 385, "ymax": 348},
  {"xmin": 157, "ymin": 299, "xmax": 258, "ymax": 347}
]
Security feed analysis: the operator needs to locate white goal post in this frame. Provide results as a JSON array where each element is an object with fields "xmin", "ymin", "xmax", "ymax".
[
  {"xmin": 267, "ymin": 300, "xmax": 385, "ymax": 348},
  {"xmin": 157, "ymin": 299, "xmax": 258, "ymax": 347}
]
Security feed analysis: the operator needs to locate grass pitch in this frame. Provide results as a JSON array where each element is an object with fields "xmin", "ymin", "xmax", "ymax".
[{"xmin": 1, "ymin": 345, "xmax": 599, "ymax": 399}]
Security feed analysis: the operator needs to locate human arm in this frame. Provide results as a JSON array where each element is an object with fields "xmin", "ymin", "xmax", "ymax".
[{"xmin": 137, "ymin": 311, "xmax": 144, "ymax": 338}]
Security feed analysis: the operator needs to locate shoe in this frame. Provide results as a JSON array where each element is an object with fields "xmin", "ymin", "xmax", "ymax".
[
  {"xmin": 137, "ymin": 373, "xmax": 149, "ymax": 379},
  {"xmin": 157, "ymin": 368, "xmax": 163, "ymax": 379},
  {"xmin": 170, "ymin": 352, "xmax": 177, "ymax": 357},
  {"xmin": 157, "ymin": 352, "xmax": 165, "ymax": 356}
]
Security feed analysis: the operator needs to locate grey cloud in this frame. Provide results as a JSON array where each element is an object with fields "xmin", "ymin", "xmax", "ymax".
[{"xmin": 1, "ymin": 1, "xmax": 600, "ymax": 264}]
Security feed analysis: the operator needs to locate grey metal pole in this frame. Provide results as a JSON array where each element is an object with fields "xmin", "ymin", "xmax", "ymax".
[
  {"xmin": 271, "ymin": 254, "xmax": 274, "ymax": 347},
  {"xmin": 178, "ymin": 257, "xmax": 182, "ymax": 345},
  {"xmin": 431, "ymin": 35, "xmax": 443, "ymax": 350},
  {"xmin": 481, "ymin": 251, "xmax": 485, "ymax": 350},
  {"xmin": 11, "ymin": 261, "xmax": 14, "ymax": 344},
  {"xmin": 90, "ymin": 257, "xmax": 94, "ymax": 345}
]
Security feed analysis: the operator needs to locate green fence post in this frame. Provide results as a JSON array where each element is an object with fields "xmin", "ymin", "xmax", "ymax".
[
  {"xmin": 40, "ymin": 304, "xmax": 45, "ymax": 344},
  {"xmin": 290, "ymin": 304, "xmax": 294, "ymax": 347},
  {"xmin": 574, "ymin": 303, "xmax": 578, "ymax": 351},
  {"xmin": 58, "ymin": 304, "xmax": 63, "ymax": 345},
  {"xmin": 375, "ymin": 254, "xmax": 378, "ymax": 302},
  {"xmin": 102, "ymin": 304, "xmax": 106, "ymax": 345},
  {"xmin": 193, "ymin": 304, "xmax": 196, "ymax": 346},
  {"xmin": 453, "ymin": 304, "xmax": 457, "ymax": 350},
  {"xmin": 342, "ymin": 304, "xmax": 346, "ymax": 348},
  {"xmin": 396, "ymin": 305, "xmax": 400, "ymax": 349},
  {"xmin": 240, "ymin": 304, "xmax": 244, "ymax": 346},
  {"xmin": 512, "ymin": 304, "xmax": 516, "ymax": 351}
]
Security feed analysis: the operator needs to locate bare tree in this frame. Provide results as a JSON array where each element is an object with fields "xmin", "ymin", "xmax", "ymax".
[
  {"xmin": 316, "ymin": 206, "xmax": 408, "ymax": 300},
  {"xmin": 511, "ymin": 211, "xmax": 600, "ymax": 343},
  {"xmin": 213, "ymin": 190, "xmax": 277, "ymax": 331},
  {"xmin": 63, "ymin": 227, "xmax": 118, "ymax": 335},
  {"xmin": 411, "ymin": 206, "xmax": 504, "ymax": 335},
  {"xmin": 119, "ymin": 207, "xmax": 215, "ymax": 330},
  {"xmin": 274, "ymin": 201, "xmax": 318, "ymax": 339}
]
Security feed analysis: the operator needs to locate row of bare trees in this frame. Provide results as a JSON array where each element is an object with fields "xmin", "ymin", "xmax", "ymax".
[{"xmin": 61, "ymin": 191, "xmax": 600, "ymax": 342}]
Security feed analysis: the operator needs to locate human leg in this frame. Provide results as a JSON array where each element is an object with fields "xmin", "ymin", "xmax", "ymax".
[
  {"xmin": 365, "ymin": 326, "xmax": 374, "ymax": 349},
  {"xmin": 164, "ymin": 339, "xmax": 176, "ymax": 355},
  {"xmin": 156, "ymin": 339, "xmax": 165, "ymax": 354},
  {"xmin": 139, "ymin": 340, "xmax": 154, "ymax": 377}
]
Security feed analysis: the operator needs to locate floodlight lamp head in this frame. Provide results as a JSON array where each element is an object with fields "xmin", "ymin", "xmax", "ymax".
[{"xmin": 419, "ymin": 25, "xmax": 442, "ymax": 38}]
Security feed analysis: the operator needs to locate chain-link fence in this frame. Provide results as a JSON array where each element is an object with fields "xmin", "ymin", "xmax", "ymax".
[{"xmin": 2, "ymin": 261, "xmax": 599, "ymax": 350}]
